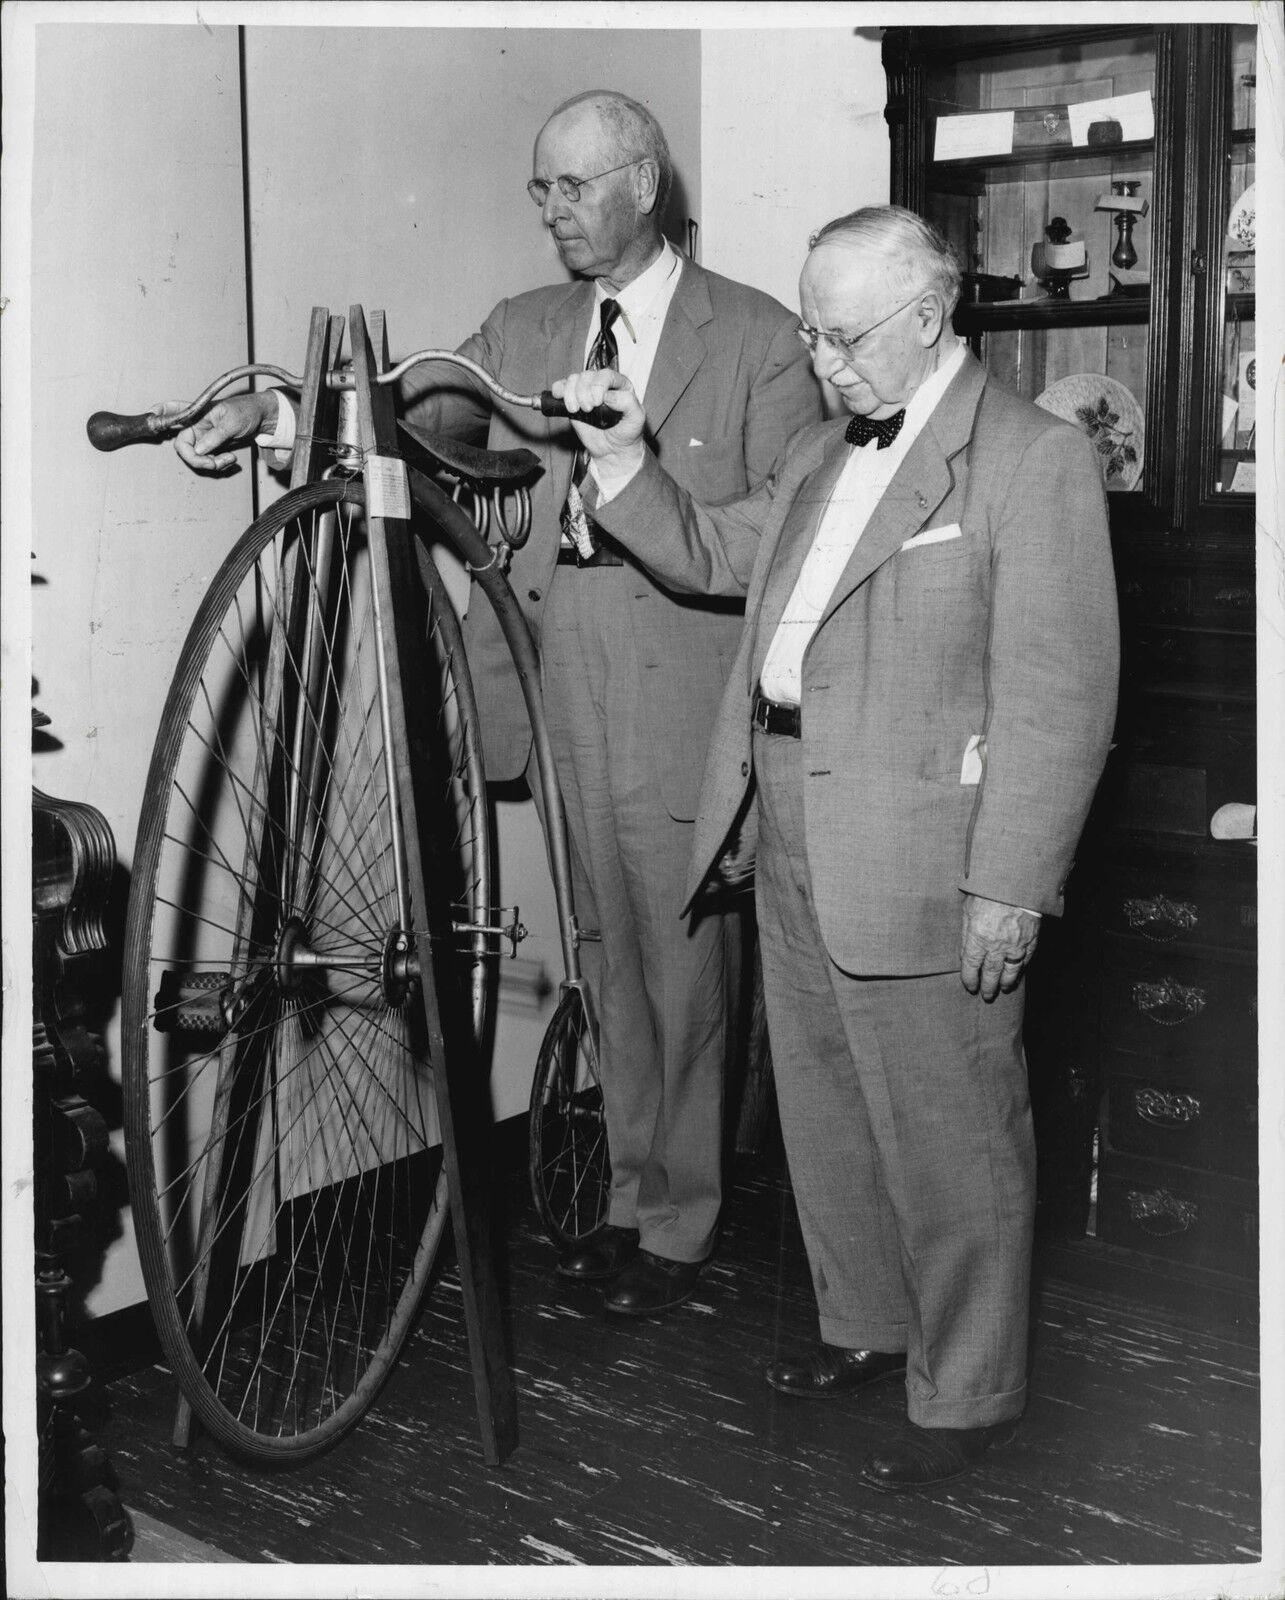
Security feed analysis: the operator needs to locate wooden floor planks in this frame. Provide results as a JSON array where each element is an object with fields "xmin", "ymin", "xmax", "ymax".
[{"xmin": 95, "ymin": 1159, "xmax": 1260, "ymax": 1569}]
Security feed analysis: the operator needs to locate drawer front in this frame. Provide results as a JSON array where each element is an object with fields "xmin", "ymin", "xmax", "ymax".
[
  {"xmin": 1102, "ymin": 1072, "xmax": 1258, "ymax": 1173},
  {"xmin": 1101, "ymin": 951, "xmax": 1257, "ymax": 1067},
  {"xmin": 1117, "ymin": 562, "xmax": 1256, "ymax": 634},
  {"xmin": 1096, "ymin": 1154, "xmax": 1257, "ymax": 1276},
  {"xmin": 1126, "ymin": 625, "xmax": 1257, "ymax": 691},
  {"xmin": 1100, "ymin": 716, "xmax": 1256, "ymax": 843},
  {"xmin": 1097, "ymin": 874, "xmax": 1257, "ymax": 955}
]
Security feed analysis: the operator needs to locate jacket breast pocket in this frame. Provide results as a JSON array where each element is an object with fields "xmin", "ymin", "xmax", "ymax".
[
  {"xmin": 673, "ymin": 433, "xmax": 747, "ymax": 505},
  {"xmin": 893, "ymin": 537, "xmax": 974, "ymax": 619}
]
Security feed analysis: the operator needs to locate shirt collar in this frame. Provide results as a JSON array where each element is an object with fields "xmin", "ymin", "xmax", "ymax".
[
  {"xmin": 596, "ymin": 239, "xmax": 681, "ymax": 342},
  {"xmin": 899, "ymin": 338, "xmax": 966, "ymax": 434}
]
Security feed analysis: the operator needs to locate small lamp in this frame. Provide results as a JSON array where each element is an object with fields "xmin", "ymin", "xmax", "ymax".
[
  {"xmin": 1031, "ymin": 217, "xmax": 1089, "ymax": 299},
  {"xmin": 1095, "ymin": 181, "xmax": 1149, "ymax": 294}
]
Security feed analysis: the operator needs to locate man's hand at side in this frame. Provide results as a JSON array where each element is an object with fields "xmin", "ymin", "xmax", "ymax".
[
  {"xmin": 960, "ymin": 893, "xmax": 1040, "ymax": 1002},
  {"xmin": 158, "ymin": 392, "xmax": 278, "ymax": 475}
]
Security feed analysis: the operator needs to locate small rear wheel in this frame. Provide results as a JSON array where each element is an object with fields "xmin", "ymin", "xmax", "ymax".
[{"xmin": 528, "ymin": 987, "xmax": 610, "ymax": 1248}]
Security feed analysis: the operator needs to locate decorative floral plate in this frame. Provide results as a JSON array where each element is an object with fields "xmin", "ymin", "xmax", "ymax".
[
  {"xmin": 1035, "ymin": 372, "xmax": 1145, "ymax": 491},
  {"xmin": 1227, "ymin": 183, "xmax": 1255, "ymax": 252}
]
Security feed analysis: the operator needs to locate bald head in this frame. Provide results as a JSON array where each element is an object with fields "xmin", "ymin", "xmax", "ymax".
[{"xmin": 541, "ymin": 90, "xmax": 673, "ymax": 214}]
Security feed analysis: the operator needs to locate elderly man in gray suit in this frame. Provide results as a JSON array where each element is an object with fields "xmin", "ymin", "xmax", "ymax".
[
  {"xmin": 167, "ymin": 90, "xmax": 820, "ymax": 1317},
  {"xmin": 556, "ymin": 204, "xmax": 1119, "ymax": 1488}
]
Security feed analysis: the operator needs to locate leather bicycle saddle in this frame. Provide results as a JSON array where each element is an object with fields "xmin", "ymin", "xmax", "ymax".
[{"xmin": 398, "ymin": 420, "xmax": 540, "ymax": 486}]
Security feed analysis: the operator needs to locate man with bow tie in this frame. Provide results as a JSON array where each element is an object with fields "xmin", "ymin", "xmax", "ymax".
[{"xmin": 556, "ymin": 204, "xmax": 1119, "ymax": 1490}]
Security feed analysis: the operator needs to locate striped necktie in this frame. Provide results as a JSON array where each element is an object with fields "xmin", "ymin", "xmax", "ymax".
[{"xmin": 561, "ymin": 299, "xmax": 622, "ymax": 555}]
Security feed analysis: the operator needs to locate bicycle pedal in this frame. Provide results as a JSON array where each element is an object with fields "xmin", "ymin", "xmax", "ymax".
[{"xmin": 153, "ymin": 970, "xmax": 231, "ymax": 1035}]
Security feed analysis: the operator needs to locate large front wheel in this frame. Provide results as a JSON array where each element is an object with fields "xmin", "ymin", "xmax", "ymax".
[{"xmin": 121, "ymin": 479, "xmax": 491, "ymax": 1462}]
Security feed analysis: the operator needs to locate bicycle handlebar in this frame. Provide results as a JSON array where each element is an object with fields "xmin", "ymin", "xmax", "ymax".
[
  {"xmin": 380, "ymin": 348, "xmax": 622, "ymax": 431},
  {"xmin": 87, "ymin": 350, "xmax": 623, "ymax": 451},
  {"xmin": 86, "ymin": 362, "xmax": 307, "ymax": 450},
  {"xmin": 85, "ymin": 409, "xmax": 172, "ymax": 452}
]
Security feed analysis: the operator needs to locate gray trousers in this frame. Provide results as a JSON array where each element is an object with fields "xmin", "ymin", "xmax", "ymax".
[
  {"xmin": 539, "ymin": 568, "xmax": 728, "ymax": 1263},
  {"xmin": 753, "ymin": 725, "xmax": 1034, "ymax": 1429}
]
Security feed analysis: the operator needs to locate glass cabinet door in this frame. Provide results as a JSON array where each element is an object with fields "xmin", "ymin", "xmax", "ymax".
[
  {"xmin": 919, "ymin": 29, "xmax": 1161, "ymax": 507},
  {"xmin": 1213, "ymin": 23, "xmax": 1256, "ymax": 499}
]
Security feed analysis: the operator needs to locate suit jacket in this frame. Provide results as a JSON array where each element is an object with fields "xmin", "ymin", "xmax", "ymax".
[
  {"xmin": 589, "ymin": 351, "xmax": 1121, "ymax": 975},
  {"xmin": 400, "ymin": 259, "xmax": 820, "ymax": 820}
]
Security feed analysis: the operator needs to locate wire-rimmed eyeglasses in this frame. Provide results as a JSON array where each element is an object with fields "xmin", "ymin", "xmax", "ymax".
[
  {"xmin": 796, "ymin": 288, "xmax": 931, "ymax": 360},
  {"xmin": 527, "ymin": 160, "xmax": 641, "ymax": 207}
]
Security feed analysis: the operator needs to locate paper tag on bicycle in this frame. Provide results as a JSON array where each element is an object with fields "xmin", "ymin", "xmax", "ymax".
[{"xmin": 364, "ymin": 456, "xmax": 411, "ymax": 521}]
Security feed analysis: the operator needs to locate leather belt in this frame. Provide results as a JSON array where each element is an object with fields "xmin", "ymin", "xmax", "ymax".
[
  {"xmin": 751, "ymin": 690, "xmax": 801, "ymax": 738},
  {"xmin": 556, "ymin": 544, "xmax": 624, "ymax": 567}
]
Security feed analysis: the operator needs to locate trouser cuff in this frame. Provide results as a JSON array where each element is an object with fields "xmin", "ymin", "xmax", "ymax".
[{"xmin": 907, "ymin": 1380, "xmax": 1027, "ymax": 1430}]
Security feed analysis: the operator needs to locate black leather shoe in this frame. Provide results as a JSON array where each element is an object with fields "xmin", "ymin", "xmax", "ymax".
[
  {"xmin": 766, "ymin": 1344, "xmax": 906, "ymax": 1398},
  {"xmin": 861, "ymin": 1419, "xmax": 1019, "ymax": 1492},
  {"xmin": 556, "ymin": 1225, "xmax": 640, "ymax": 1282},
  {"xmin": 603, "ymin": 1249, "xmax": 709, "ymax": 1316}
]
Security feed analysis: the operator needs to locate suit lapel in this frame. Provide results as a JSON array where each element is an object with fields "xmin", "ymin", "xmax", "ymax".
[
  {"xmin": 749, "ymin": 424, "xmax": 850, "ymax": 683},
  {"xmin": 814, "ymin": 352, "xmax": 987, "ymax": 631},
  {"xmin": 643, "ymin": 260, "xmax": 712, "ymax": 437}
]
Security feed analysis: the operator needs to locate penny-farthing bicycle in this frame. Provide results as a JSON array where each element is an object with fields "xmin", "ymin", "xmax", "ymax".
[{"xmin": 87, "ymin": 306, "xmax": 616, "ymax": 1465}]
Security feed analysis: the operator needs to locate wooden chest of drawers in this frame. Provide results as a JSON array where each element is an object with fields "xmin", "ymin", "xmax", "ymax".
[
  {"xmin": 1085, "ymin": 525, "xmax": 1258, "ymax": 1286},
  {"xmin": 1091, "ymin": 838, "xmax": 1257, "ymax": 1276}
]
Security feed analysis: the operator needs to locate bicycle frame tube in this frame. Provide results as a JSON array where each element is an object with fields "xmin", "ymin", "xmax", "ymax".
[
  {"xmin": 405, "ymin": 466, "xmax": 583, "ymax": 989},
  {"xmin": 367, "ymin": 528, "xmax": 413, "ymax": 932}
]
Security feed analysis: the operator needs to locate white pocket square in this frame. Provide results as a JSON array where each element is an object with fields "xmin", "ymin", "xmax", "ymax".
[
  {"xmin": 901, "ymin": 522, "xmax": 962, "ymax": 550},
  {"xmin": 688, "ymin": 437, "xmax": 705, "ymax": 447}
]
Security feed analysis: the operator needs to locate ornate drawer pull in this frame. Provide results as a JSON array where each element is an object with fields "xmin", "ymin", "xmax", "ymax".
[
  {"xmin": 1127, "ymin": 1187, "xmax": 1198, "ymax": 1235},
  {"xmin": 1132, "ymin": 977, "xmax": 1207, "ymax": 1024},
  {"xmin": 1212, "ymin": 586, "xmax": 1252, "ymax": 609},
  {"xmin": 1133, "ymin": 1087, "xmax": 1202, "ymax": 1126},
  {"xmin": 1122, "ymin": 893, "xmax": 1198, "ymax": 941}
]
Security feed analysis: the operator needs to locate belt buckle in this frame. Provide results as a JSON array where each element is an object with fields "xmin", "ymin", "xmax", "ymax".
[{"xmin": 752, "ymin": 693, "xmax": 770, "ymax": 734}]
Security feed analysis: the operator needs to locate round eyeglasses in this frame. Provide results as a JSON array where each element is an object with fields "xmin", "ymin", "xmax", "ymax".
[
  {"xmin": 527, "ymin": 160, "xmax": 641, "ymax": 207},
  {"xmin": 796, "ymin": 289, "xmax": 931, "ymax": 360}
]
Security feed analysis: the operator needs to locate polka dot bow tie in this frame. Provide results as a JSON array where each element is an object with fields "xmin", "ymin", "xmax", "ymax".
[{"xmin": 845, "ymin": 409, "xmax": 906, "ymax": 450}]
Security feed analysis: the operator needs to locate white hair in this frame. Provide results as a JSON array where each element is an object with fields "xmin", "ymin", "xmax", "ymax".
[{"xmin": 809, "ymin": 205, "xmax": 962, "ymax": 316}]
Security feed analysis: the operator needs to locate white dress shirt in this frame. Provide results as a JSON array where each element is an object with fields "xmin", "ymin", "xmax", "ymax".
[
  {"xmin": 759, "ymin": 339, "xmax": 966, "ymax": 704},
  {"xmin": 587, "ymin": 237, "xmax": 682, "ymax": 398}
]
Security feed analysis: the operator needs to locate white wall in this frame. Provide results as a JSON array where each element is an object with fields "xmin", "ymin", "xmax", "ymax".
[
  {"xmin": 30, "ymin": 23, "xmax": 254, "ymax": 825},
  {"xmin": 242, "ymin": 27, "xmax": 701, "ymax": 370},
  {"xmin": 700, "ymin": 28, "xmax": 889, "ymax": 315}
]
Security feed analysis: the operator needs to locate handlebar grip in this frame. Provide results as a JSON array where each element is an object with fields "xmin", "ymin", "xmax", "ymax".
[
  {"xmin": 86, "ymin": 410, "xmax": 168, "ymax": 452},
  {"xmin": 537, "ymin": 392, "xmax": 621, "ymax": 431}
]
